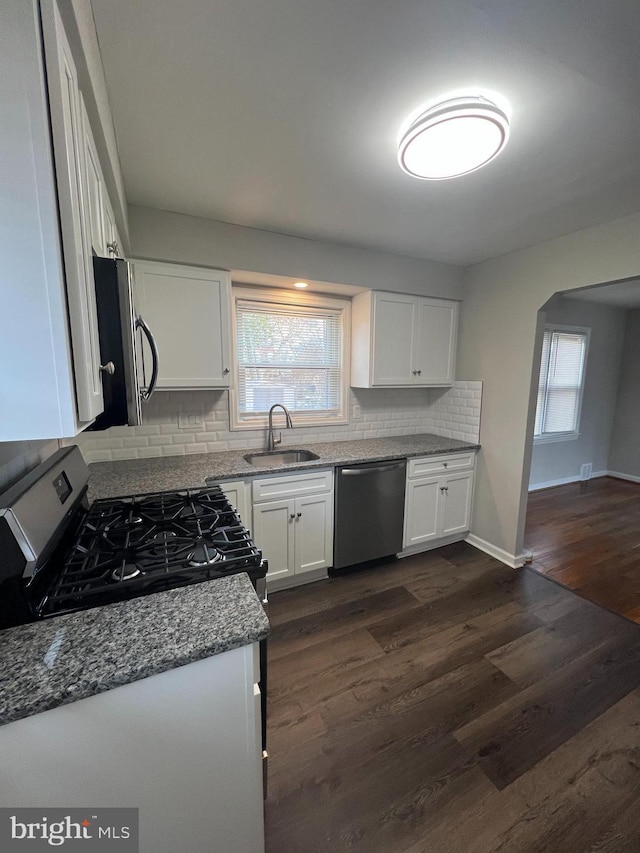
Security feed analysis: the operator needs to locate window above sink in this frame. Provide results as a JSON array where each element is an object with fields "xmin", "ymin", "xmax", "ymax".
[{"xmin": 229, "ymin": 286, "xmax": 351, "ymax": 430}]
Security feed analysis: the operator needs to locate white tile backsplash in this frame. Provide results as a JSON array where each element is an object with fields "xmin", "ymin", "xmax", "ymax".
[{"xmin": 76, "ymin": 382, "xmax": 482, "ymax": 462}]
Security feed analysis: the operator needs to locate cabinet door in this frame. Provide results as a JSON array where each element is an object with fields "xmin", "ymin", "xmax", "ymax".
[
  {"xmin": 440, "ymin": 470, "xmax": 473, "ymax": 537},
  {"xmin": 80, "ymin": 98, "xmax": 105, "ymax": 256},
  {"xmin": 370, "ymin": 293, "xmax": 417, "ymax": 385},
  {"xmin": 217, "ymin": 480, "xmax": 249, "ymax": 526},
  {"xmin": 134, "ymin": 261, "xmax": 232, "ymax": 389},
  {"xmin": 414, "ymin": 298, "xmax": 458, "ymax": 386},
  {"xmin": 403, "ymin": 476, "xmax": 441, "ymax": 548},
  {"xmin": 252, "ymin": 499, "xmax": 294, "ymax": 583},
  {"xmin": 294, "ymin": 493, "xmax": 334, "ymax": 574},
  {"xmin": 43, "ymin": 3, "xmax": 103, "ymax": 423}
]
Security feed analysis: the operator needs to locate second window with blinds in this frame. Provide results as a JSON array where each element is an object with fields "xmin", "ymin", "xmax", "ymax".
[
  {"xmin": 230, "ymin": 287, "xmax": 350, "ymax": 429},
  {"xmin": 534, "ymin": 324, "xmax": 590, "ymax": 443}
]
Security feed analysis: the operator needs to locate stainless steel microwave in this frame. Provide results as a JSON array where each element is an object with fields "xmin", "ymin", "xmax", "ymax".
[{"xmin": 88, "ymin": 257, "xmax": 159, "ymax": 431}]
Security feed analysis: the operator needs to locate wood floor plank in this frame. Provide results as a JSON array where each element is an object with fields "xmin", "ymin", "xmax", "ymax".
[
  {"xmin": 454, "ymin": 633, "xmax": 640, "ymax": 790},
  {"xmin": 483, "ymin": 691, "xmax": 640, "ymax": 852},
  {"xmin": 268, "ymin": 585, "xmax": 420, "ymax": 660},
  {"xmin": 268, "ymin": 627, "xmax": 384, "ymax": 704},
  {"xmin": 525, "ymin": 477, "xmax": 640, "ymax": 624},
  {"xmin": 265, "ymin": 542, "xmax": 640, "ymax": 852},
  {"xmin": 485, "ymin": 603, "xmax": 632, "ymax": 688}
]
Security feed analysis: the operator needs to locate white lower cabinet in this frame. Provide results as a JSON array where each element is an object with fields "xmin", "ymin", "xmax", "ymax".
[
  {"xmin": 217, "ymin": 479, "xmax": 250, "ymax": 524},
  {"xmin": 0, "ymin": 645, "xmax": 264, "ymax": 853},
  {"xmin": 403, "ymin": 453, "xmax": 475, "ymax": 551},
  {"xmin": 251, "ymin": 471, "xmax": 334, "ymax": 588}
]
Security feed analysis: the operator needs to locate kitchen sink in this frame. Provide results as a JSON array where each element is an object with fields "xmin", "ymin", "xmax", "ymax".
[{"xmin": 243, "ymin": 449, "xmax": 320, "ymax": 467}]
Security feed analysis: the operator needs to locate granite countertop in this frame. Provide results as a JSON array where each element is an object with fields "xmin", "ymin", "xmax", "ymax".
[
  {"xmin": 88, "ymin": 433, "xmax": 479, "ymax": 500},
  {"xmin": 0, "ymin": 574, "xmax": 269, "ymax": 726}
]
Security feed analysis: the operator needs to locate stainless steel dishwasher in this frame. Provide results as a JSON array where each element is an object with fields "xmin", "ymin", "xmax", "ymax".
[{"xmin": 333, "ymin": 459, "xmax": 406, "ymax": 570}]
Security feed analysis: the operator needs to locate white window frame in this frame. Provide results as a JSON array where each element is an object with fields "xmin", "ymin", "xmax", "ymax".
[
  {"xmin": 229, "ymin": 285, "xmax": 351, "ymax": 431},
  {"xmin": 533, "ymin": 324, "xmax": 590, "ymax": 445}
]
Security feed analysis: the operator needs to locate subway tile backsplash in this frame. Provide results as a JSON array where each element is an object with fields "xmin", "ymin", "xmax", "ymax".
[{"xmin": 75, "ymin": 381, "xmax": 482, "ymax": 463}]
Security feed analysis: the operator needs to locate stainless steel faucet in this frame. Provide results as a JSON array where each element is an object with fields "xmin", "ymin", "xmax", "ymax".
[{"xmin": 267, "ymin": 403, "xmax": 293, "ymax": 451}]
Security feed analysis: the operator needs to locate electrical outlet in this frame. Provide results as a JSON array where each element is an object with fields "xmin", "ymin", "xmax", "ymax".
[
  {"xmin": 353, "ymin": 404, "xmax": 362, "ymax": 421},
  {"xmin": 178, "ymin": 412, "xmax": 202, "ymax": 429}
]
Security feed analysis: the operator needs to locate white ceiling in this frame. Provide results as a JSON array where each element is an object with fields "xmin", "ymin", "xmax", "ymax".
[{"xmin": 91, "ymin": 0, "xmax": 640, "ymax": 266}]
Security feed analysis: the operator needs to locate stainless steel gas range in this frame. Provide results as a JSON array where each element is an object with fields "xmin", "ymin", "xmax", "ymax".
[{"xmin": 0, "ymin": 446, "xmax": 269, "ymax": 748}]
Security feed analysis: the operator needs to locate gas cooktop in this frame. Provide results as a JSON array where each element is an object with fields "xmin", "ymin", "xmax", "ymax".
[{"xmin": 0, "ymin": 447, "xmax": 266, "ymax": 627}]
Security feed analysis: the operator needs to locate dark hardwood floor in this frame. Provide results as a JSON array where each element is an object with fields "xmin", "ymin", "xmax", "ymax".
[
  {"xmin": 524, "ymin": 476, "xmax": 640, "ymax": 622},
  {"xmin": 264, "ymin": 543, "xmax": 640, "ymax": 852}
]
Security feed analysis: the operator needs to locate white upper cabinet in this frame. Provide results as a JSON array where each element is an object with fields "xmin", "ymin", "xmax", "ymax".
[
  {"xmin": 0, "ymin": 0, "xmax": 108, "ymax": 440},
  {"xmin": 42, "ymin": 0, "xmax": 104, "ymax": 424},
  {"xmin": 133, "ymin": 261, "xmax": 232, "ymax": 390},
  {"xmin": 351, "ymin": 291, "xmax": 458, "ymax": 387},
  {"xmin": 80, "ymin": 96, "xmax": 123, "ymax": 260}
]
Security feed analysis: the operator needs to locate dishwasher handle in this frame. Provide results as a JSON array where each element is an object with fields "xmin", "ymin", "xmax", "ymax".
[{"xmin": 340, "ymin": 462, "xmax": 405, "ymax": 476}]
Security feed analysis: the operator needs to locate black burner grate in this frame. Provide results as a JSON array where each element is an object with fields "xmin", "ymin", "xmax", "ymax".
[{"xmin": 39, "ymin": 485, "xmax": 264, "ymax": 615}]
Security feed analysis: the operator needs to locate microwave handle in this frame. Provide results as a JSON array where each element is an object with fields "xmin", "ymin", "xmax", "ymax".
[{"xmin": 136, "ymin": 314, "xmax": 159, "ymax": 400}]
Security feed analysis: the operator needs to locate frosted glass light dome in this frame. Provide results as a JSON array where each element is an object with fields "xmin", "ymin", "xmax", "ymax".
[{"xmin": 398, "ymin": 95, "xmax": 510, "ymax": 180}]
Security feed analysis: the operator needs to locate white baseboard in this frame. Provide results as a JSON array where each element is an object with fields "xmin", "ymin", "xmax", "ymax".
[
  {"xmin": 465, "ymin": 533, "xmax": 526, "ymax": 569},
  {"xmin": 608, "ymin": 470, "xmax": 640, "ymax": 484},
  {"xmin": 528, "ymin": 470, "xmax": 608, "ymax": 492}
]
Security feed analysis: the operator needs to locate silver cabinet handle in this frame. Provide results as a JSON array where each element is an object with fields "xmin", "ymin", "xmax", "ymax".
[
  {"xmin": 296, "ymin": 512, "xmax": 302, "ymax": 518},
  {"xmin": 417, "ymin": 369, "xmax": 422, "ymax": 376},
  {"xmin": 99, "ymin": 361, "xmax": 116, "ymax": 375},
  {"xmin": 443, "ymin": 462, "xmax": 448, "ymax": 468},
  {"xmin": 223, "ymin": 367, "xmax": 230, "ymax": 374},
  {"xmin": 289, "ymin": 514, "xmax": 295, "ymax": 520},
  {"xmin": 412, "ymin": 370, "xmax": 417, "ymax": 375}
]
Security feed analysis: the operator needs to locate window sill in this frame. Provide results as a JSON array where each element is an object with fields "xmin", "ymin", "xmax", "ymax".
[{"xmin": 533, "ymin": 432, "xmax": 580, "ymax": 445}]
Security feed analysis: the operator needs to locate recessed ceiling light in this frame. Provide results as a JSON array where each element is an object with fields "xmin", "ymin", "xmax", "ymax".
[
  {"xmin": 293, "ymin": 281, "xmax": 309, "ymax": 289},
  {"xmin": 398, "ymin": 94, "xmax": 510, "ymax": 180}
]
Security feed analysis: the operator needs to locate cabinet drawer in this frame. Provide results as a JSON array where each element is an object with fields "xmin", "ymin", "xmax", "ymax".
[
  {"xmin": 408, "ymin": 452, "xmax": 475, "ymax": 479},
  {"xmin": 252, "ymin": 470, "xmax": 333, "ymax": 502}
]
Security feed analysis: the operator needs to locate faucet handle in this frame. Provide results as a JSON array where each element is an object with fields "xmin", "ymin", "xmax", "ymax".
[{"xmin": 274, "ymin": 432, "xmax": 282, "ymax": 447}]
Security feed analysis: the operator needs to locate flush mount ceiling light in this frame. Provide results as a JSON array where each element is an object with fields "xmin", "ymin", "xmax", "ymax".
[
  {"xmin": 293, "ymin": 281, "xmax": 309, "ymax": 289},
  {"xmin": 398, "ymin": 94, "xmax": 510, "ymax": 180}
]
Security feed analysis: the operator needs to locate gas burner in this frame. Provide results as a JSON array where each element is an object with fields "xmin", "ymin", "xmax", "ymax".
[
  {"xmin": 153, "ymin": 530, "xmax": 177, "ymax": 540},
  {"xmin": 188, "ymin": 541, "xmax": 224, "ymax": 567},
  {"xmin": 110, "ymin": 563, "xmax": 143, "ymax": 582}
]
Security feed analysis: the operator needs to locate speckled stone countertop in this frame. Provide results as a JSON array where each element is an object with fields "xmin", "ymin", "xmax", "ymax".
[
  {"xmin": 0, "ymin": 574, "xmax": 269, "ymax": 726},
  {"xmin": 88, "ymin": 433, "xmax": 479, "ymax": 500}
]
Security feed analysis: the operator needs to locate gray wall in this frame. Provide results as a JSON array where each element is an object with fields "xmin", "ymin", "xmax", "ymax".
[
  {"xmin": 528, "ymin": 298, "xmax": 627, "ymax": 489},
  {"xmin": 0, "ymin": 440, "xmax": 59, "ymax": 494},
  {"xmin": 608, "ymin": 308, "xmax": 640, "ymax": 479},
  {"xmin": 458, "ymin": 210, "xmax": 640, "ymax": 563},
  {"xmin": 128, "ymin": 205, "xmax": 465, "ymax": 299}
]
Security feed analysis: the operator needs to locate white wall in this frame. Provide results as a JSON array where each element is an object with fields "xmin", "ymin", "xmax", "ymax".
[
  {"xmin": 128, "ymin": 205, "xmax": 465, "ymax": 299},
  {"xmin": 528, "ymin": 297, "xmax": 627, "ymax": 489},
  {"xmin": 458, "ymin": 210, "xmax": 640, "ymax": 564},
  {"xmin": 76, "ymin": 382, "xmax": 482, "ymax": 463},
  {"xmin": 608, "ymin": 308, "xmax": 640, "ymax": 479}
]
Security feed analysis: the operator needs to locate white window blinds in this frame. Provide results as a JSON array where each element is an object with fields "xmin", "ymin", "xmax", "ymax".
[
  {"xmin": 534, "ymin": 328, "xmax": 588, "ymax": 438},
  {"xmin": 235, "ymin": 298, "xmax": 344, "ymax": 420}
]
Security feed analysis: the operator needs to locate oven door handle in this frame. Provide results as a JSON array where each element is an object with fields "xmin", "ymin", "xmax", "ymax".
[{"xmin": 136, "ymin": 314, "xmax": 159, "ymax": 400}]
